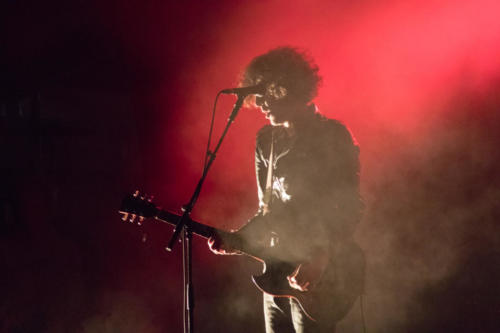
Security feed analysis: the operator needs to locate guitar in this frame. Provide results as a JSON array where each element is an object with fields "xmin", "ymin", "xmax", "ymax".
[{"xmin": 119, "ymin": 191, "xmax": 365, "ymax": 323}]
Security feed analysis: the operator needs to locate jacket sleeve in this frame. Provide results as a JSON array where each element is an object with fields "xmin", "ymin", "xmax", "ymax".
[{"xmin": 323, "ymin": 122, "xmax": 363, "ymax": 243}]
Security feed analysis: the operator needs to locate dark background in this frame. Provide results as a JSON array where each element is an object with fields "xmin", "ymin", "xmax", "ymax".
[{"xmin": 2, "ymin": 1, "xmax": 500, "ymax": 332}]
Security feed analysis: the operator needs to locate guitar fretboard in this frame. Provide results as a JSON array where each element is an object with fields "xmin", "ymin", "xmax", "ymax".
[{"xmin": 155, "ymin": 209, "xmax": 220, "ymax": 239}]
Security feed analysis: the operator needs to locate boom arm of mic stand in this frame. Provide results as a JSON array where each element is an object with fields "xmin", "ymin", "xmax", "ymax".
[{"xmin": 166, "ymin": 95, "xmax": 245, "ymax": 252}]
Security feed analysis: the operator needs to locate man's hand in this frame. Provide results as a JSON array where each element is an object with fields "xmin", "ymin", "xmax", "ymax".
[
  {"xmin": 208, "ymin": 232, "xmax": 241, "ymax": 255},
  {"xmin": 287, "ymin": 249, "xmax": 329, "ymax": 292}
]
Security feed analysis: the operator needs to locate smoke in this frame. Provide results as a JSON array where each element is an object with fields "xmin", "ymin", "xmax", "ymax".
[
  {"xmin": 351, "ymin": 79, "xmax": 500, "ymax": 332},
  {"xmin": 81, "ymin": 291, "xmax": 163, "ymax": 333},
  {"xmin": 145, "ymin": 1, "xmax": 500, "ymax": 331},
  {"xmin": 5, "ymin": 1, "xmax": 499, "ymax": 332}
]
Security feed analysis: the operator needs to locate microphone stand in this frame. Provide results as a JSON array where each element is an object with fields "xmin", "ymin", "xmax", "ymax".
[{"xmin": 166, "ymin": 95, "xmax": 245, "ymax": 333}]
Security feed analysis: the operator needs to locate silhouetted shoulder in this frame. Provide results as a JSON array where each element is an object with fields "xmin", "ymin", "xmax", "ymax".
[{"xmin": 318, "ymin": 115, "xmax": 359, "ymax": 149}]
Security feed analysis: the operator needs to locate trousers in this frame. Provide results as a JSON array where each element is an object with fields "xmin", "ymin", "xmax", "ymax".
[{"xmin": 263, "ymin": 293, "xmax": 336, "ymax": 333}]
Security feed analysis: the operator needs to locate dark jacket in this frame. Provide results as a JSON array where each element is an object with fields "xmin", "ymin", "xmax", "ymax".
[{"xmin": 238, "ymin": 107, "xmax": 363, "ymax": 262}]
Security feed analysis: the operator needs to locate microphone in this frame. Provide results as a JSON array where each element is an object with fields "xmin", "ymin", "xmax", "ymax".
[{"xmin": 220, "ymin": 84, "xmax": 266, "ymax": 97}]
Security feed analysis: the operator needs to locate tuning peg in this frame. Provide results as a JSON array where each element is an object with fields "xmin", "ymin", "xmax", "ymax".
[
  {"xmin": 121, "ymin": 212, "xmax": 129, "ymax": 221},
  {"xmin": 133, "ymin": 190, "xmax": 140, "ymax": 197},
  {"xmin": 129, "ymin": 213, "xmax": 137, "ymax": 223}
]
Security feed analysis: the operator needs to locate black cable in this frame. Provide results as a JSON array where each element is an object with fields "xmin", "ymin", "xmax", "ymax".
[{"xmin": 360, "ymin": 294, "xmax": 367, "ymax": 333}]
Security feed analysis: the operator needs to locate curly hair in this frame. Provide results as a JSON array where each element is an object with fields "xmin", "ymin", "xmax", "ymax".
[{"xmin": 241, "ymin": 46, "xmax": 322, "ymax": 104}]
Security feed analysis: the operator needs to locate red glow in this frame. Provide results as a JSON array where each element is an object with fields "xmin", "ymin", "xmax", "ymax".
[
  {"xmin": 153, "ymin": 0, "xmax": 500, "ymax": 225},
  {"xmin": 121, "ymin": 2, "xmax": 500, "ymax": 329},
  {"xmin": 4, "ymin": 1, "xmax": 500, "ymax": 331}
]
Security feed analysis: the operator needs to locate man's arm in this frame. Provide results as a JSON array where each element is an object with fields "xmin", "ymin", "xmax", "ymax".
[
  {"xmin": 324, "ymin": 121, "xmax": 364, "ymax": 242},
  {"xmin": 286, "ymin": 121, "xmax": 363, "ymax": 290}
]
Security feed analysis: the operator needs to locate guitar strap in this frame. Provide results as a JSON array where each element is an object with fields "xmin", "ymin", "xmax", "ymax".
[
  {"xmin": 262, "ymin": 129, "xmax": 274, "ymax": 216},
  {"xmin": 262, "ymin": 130, "xmax": 280, "ymax": 247}
]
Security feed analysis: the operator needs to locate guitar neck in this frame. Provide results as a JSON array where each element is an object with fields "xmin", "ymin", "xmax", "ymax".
[
  {"xmin": 154, "ymin": 209, "xmax": 222, "ymax": 239},
  {"xmin": 152, "ymin": 207, "xmax": 263, "ymax": 261}
]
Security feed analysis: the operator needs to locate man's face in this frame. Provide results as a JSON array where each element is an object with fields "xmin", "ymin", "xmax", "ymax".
[{"xmin": 255, "ymin": 83, "xmax": 299, "ymax": 126}]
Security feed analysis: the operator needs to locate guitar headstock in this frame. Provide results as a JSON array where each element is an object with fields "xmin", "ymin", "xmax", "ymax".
[{"xmin": 119, "ymin": 190, "xmax": 157, "ymax": 225}]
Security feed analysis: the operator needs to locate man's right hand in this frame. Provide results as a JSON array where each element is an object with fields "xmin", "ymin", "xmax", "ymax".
[{"xmin": 208, "ymin": 233, "xmax": 241, "ymax": 255}]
